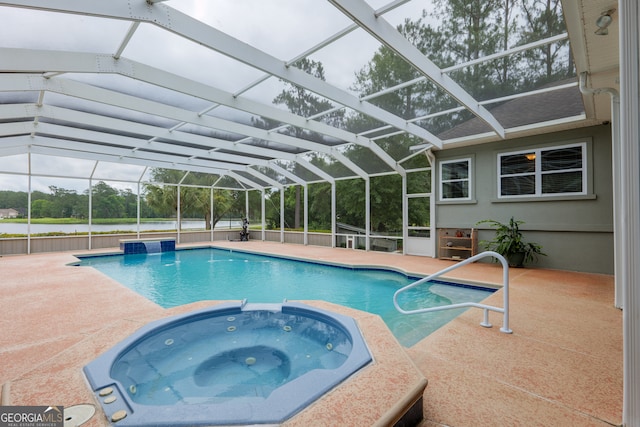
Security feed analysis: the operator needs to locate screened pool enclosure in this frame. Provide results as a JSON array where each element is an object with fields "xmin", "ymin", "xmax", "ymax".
[
  {"xmin": 0, "ymin": 1, "xmax": 609, "ymax": 257},
  {"xmin": 6, "ymin": 2, "xmax": 640, "ymax": 424}
]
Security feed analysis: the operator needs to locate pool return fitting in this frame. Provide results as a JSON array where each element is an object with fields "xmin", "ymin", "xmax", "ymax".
[{"xmin": 393, "ymin": 251, "xmax": 512, "ymax": 334}]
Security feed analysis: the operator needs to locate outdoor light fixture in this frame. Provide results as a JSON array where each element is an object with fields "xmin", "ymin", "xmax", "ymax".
[{"xmin": 595, "ymin": 9, "xmax": 615, "ymax": 36}]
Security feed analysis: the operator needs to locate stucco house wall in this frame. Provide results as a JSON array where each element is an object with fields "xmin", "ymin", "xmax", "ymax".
[{"xmin": 434, "ymin": 123, "xmax": 613, "ymax": 274}]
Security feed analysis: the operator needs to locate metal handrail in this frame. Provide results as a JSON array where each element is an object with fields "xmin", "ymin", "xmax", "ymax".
[{"xmin": 393, "ymin": 251, "xmax": 512, "ymax": 334}]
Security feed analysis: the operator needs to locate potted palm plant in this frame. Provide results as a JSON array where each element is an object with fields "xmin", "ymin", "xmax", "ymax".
[{"xmin": 476, "ymin": 217, "xmax": 546, "ymax": 267}]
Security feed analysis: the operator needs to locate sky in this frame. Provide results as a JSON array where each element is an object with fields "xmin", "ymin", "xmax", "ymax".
[{"xmin": 0, "ymin": 0, "xmax": 434, "ymax": 193}]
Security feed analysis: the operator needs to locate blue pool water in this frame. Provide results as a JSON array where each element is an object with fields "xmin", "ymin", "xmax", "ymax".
[{"xmin": 78, "ymin": 248, "xmax": 494, "ymax": 347}]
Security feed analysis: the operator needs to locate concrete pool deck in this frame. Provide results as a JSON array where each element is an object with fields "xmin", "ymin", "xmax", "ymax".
[{"xmin": 0, "ymin": 241, "xmax": 622, "ymax": 426}]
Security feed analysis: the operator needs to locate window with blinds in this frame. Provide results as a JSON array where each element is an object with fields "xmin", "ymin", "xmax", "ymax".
[{"xmin": 498, "ymin": 143, "xmax": 586, "ymax": 198}]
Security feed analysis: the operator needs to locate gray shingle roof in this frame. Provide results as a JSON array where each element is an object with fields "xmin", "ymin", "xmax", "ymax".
[{"xmin": 438, "ymin": 78, "xmax": 584, "ymax": 140}]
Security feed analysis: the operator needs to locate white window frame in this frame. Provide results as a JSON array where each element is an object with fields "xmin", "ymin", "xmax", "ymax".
[
  {"xmin": 439, "ymin": 158, "xmax": 472, "ymax": 201},
  {"xmin": 497, "ymin": 142, "xmax": 587, "ymax": 199}
]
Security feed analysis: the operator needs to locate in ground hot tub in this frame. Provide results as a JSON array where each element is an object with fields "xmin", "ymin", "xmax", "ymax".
[{"xmin": 83, "ymin": 301, "xmax": 372, "ymax": 426}]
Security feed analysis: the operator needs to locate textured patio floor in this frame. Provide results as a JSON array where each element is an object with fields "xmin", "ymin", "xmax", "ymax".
[{"xmin": 0, "ymin": 241, "xmax": 622, "ymax": 426}]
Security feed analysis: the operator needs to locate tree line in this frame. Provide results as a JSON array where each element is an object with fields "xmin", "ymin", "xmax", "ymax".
[
  {"xmin": 0, "ymin": 180, "xmax": 252, "ymax": 230},
  {"xmin": 0, "ymin": 183, "xmax": 159, "ymax": 220}
]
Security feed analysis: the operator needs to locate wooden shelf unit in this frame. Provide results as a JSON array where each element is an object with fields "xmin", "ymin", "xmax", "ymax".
[{"xmin": 438, "ymin": 228, "xmax": 477, "ymax": 261}]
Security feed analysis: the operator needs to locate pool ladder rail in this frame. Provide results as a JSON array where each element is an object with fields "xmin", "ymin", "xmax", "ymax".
[{"xmin": 393, "ymin": 251, "xmax": 512, "ymax": 334}]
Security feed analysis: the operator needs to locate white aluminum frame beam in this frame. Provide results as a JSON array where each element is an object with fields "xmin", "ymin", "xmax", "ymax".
[
  {"xmin": 331, "ymin": 148, "xmax": 368, "ymax": 178},
  {"xmin": 4, "ymin": 122, "xmax": 277, "ymax": 169},
  {"xmin": 295, "ymin": 157, "xmax": 336, "ymax": 183},
  {"xmin": 0, "ymin": 1, "xmax": 443, "ymax": 147},
  {"xmin": 0, "ymin": 57, "xmax": 402, "ymax": 175},
  {"xmin": 16, "ymin": 123, "xmax": 280, "ymax": 190},
  {"xmin": 0, "ymin": 103, "xmax": 298, "ymax": 163},
  {"xmin": 329, "ymin": 0, "xmax": 505, "ymax": 139},
  {"xmin": 266, "ymin": 163, "xmax": 308, "ymax": 186},
  {"xmin": 0, "ymin": 129, "xmax": 274, "ymax": 190},
  {"xmin": 0, "ymin": 48, "xmax": 366, "ymax": 151},
  {"xmin": 0, "ymin": 122, "xmax": 336, "ymax": 192},
  {"xmin": 358, "ymin": 33, "xmax": 569, "ymax": 104},
  {"xmin": 5, "ymin": 135, "xmax": 237, "ymax": 174},
  {"xmin": 0, "ymin": 144, "xmax": 28, "ymax": 157},
  {"xmin": 0, "ymin": 103, "xmax": 359, "ymax": 187},
  {"xmin": 4, "ymin": 137, "xmax": 235, "ymax": 177},
  {"xmin": 0, "ymin": 74, "xmax": 342, "ymax": 158},
  {"xmin": 0, "ymin": 121, "xmax": 34, "ymax": 136},
  {"xmin": 242, "ymin": 167, "xmax": 283, "ymax": 190},
  {"xmin": 224, "ymin": 171, "xmax": 263, "ymax": 190}
]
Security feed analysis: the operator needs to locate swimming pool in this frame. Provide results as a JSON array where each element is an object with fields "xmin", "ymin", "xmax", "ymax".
[{"xmin": 78, "ymin": 247, "xmax": 495, "ymax": 347}]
